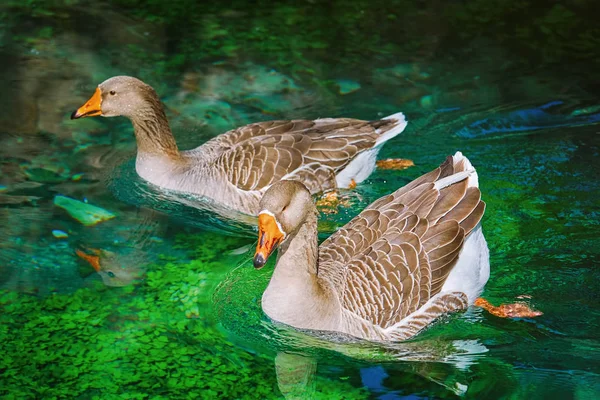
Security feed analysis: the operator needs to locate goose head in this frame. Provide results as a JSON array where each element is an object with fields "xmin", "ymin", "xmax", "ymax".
[
  {"xmin": 71, "ymin": 76, "xmax": 160, "ymax": 120},
  {"xmin": 253, "ymin": 180, "xmax": 314, "ymax": 269}
]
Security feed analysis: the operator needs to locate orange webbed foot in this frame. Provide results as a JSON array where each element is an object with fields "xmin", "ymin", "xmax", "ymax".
[
  {"xmin": 376, "ymin": 158, "xmax": 415, "ymax": 170},
  {"xmin": 475, "ymin": 298, "xmax": 543, "ymax": 318}
]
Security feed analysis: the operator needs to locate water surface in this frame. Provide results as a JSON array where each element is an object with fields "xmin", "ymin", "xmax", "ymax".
[{"xmin": 1, "ymin": 1, "xmax": 599, "ymax": 398}]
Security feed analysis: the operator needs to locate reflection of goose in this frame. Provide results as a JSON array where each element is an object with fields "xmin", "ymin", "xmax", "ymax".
[
  {"xmin": 272, "ymin": 346, "xmax": 482, "ymax": 399},
  {"xmin": 264, "ymin": 315, "xmax": 496, "ymax": 398},
  {"xmin": 274, "ymin": 352, "xmax": 317, "ymax": 400},
  {"xmin": 71, "ymin": 76, "xmax": 407, "ymax": 214},
  {"xmin": 253, "ymin": 152, "xmax": 490, "ymax": 341},
  {"xmin": 267, "ymin": 323, "xmax": 491, "ymax": 398},
  {"xmin": 75, "ymin": 208, "xmax": 165, "ymax": 287},
  {"xmin": 75, "ymin": 246, "xmax": 146, "ymax": 287}
]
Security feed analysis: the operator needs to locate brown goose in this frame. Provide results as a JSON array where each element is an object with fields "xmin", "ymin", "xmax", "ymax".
[
  {"xmin": 71, "ymin": 76, "xmax": 407, "ymax": 215},
  {"xmin": 253, "ymin": 152, "xmax": 491, "ymax": 341}
]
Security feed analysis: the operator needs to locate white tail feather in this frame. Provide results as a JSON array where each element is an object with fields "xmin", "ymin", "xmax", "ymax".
[
  {"xmin": 375, "ymin": 112, "xmax": 407, "ymax": 145},
  {"xmin": 434, "ymin": 152, "xmax": 479, "ymax": 190},
  {"xmin": 452, "ymin": 151, "xmax": 479, "ymax": 188}
]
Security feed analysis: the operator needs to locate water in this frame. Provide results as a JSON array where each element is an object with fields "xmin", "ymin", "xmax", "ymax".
[{"xmin": 1, "ymin": 1, "xmax": 599, "ymax": 398}]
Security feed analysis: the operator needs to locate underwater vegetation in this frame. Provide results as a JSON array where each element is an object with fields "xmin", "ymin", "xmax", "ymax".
[{"xmin": 0, "ymin": 232, "xmax": 370, "ymax": 399}]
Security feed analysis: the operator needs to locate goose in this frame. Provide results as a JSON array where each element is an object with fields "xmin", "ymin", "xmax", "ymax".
[
  {"xmin": 253, "ymin": 152, "xmax": 492, "ymax": 341},
  {"xmin": 71, "ymin": 76, "xmax": 408, "ymax": 215}
]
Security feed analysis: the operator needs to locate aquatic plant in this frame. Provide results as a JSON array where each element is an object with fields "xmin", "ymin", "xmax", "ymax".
[{"xmin": 0, "ymin": 230, "xmax": 369, "ymax": 398}]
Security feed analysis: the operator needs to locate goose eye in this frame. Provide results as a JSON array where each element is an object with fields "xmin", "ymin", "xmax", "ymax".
[
  {"xmin": 107, "ymin": 271, "xmax": 116, "ymax": 278},
  {"xmin": 109, "ymin": 90, "xmax": 116, "ymax": 95}
]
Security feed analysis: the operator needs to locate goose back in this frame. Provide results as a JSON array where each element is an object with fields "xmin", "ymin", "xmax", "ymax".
[
  {"xmin": 197, "ymin": 118, "xmax": 403, "ymax": 194},
  {"xmin": 317, "ymin": 154, "xmax": 486, "ymax": 331}
]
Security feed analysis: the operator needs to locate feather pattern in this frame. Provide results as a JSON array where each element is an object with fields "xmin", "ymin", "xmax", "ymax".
[
  {"xmin": 144, "ymin": 114, "xmax": 407, "ymax": 214},
  {"xmin": 179, "ymin": 115, "xmax": 406, "ymax": 214},
  {"xmin": 208, "ymin": 118, "xmax": 401, "ymax": 194}
]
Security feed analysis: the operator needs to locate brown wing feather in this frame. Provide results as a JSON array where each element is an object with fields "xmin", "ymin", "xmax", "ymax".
[
  {"xmin": 210, "ymin": 118, "xmax": 401, "ymax": 194},
  {"xmin": 318, "ymin": 154, "xmax": 485, "ymax": 329}
]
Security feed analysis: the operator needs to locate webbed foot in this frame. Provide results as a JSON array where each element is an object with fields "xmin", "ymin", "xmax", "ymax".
[
  {"xmin": 376, "ymin": 158, "xmax": 415, "ymax": 170},
  {"xmin": 475, "ymin": 297, "xmax": 543, "ymax": 318}
]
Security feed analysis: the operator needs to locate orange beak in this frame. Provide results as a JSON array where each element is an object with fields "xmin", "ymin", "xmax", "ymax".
[
  {"xmin": 253, "ymin": 213, "xmax": 285, "ymax": 269},
  {"xmin": 75, "ymin": 248, "xmax": 101, "ymax": 272},
  {"xmin": 71, "ymin": 87, "xmax": 102, "ymax": 119}
]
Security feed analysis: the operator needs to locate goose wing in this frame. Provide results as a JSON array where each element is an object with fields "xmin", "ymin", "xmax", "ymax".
[
  {"xmin": 208, "ymin": 118, "xmax": 402, "ymax": 194},
  {"xmin": 317, "ymin": 155, "xmax": 485, "ymax": 329}
]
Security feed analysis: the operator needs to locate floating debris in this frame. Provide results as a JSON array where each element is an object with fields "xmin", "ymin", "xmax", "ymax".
[
  {"xmin": 0, "ymin": 185, "xmax": 6, "ymax": 192},
  {"xmin": 335, "ymin": 79, "xmax": 361, "ymax": 95},
  {"xmin": 316, "ymin": 191, "xmax": 352, "ymax": 214},
  {"xmin": 53, "ymin": 195, "xmax": 116, "ymax": 226},
  {"xmin": 71, "ymin": 173, "xmax": 84, "ymax": 181},
  {"xmin": 376, "ymin": 158, "xmax": 415, "ymax": 170},
  {"xmin": 474, "ymin": 298, "xmax": 543, "ymax": 318},
  {"xmin": 52, "ymin": 230, "xmax": 69, "ymax": 239}
]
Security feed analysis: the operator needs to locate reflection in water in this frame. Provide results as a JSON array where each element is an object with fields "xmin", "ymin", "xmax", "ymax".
[
  {"xmin": 74, "ymin": 207, "xmax": 168, "ymax": 287},
  {"xmin": 274, "ymin": 352, "xmax": 317, "ymax": 399},
  {"xmin": 76, "ymin": 245, "xmax": 146, "ymax": 287},
  {"xmin": 0, "ymin": 202, "xmax": 171, "ymax": 293},
  {"xmin": 269, "ymin": 325, "xmax": 489, "ymax": 398}
]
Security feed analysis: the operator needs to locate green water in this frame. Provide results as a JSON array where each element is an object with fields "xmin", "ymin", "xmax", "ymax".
[{"xmin": 1, "ymin": 1, "xmax": 599, "ymax": 399}]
